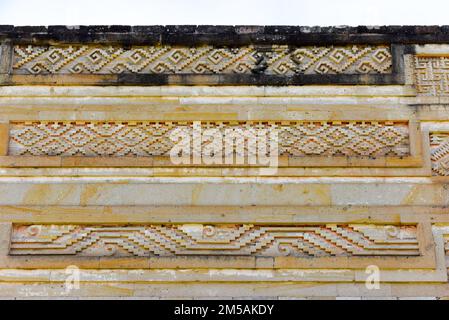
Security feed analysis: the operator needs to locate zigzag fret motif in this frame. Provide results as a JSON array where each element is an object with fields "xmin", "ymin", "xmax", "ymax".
[
  {"xmin": 13, "ymin": 45, "xmax": 392, "ymax": 75},
  {"xmin": 8, "ymin": 121, "xmax": 410, "ymax": 158},
  {"xmin": 9, "ymin": 224, "xmax": 419, "ymax": 257},
  {"xmin": 415, "ymin": 56, "xmax": 449, "ymax": 96},
  {"xmin": 430, "ymin": 132, "xmax": 449, "ymax": 176}
]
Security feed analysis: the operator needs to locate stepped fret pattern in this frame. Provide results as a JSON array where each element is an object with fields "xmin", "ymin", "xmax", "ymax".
[
  {"xmin": 430, "ymin": 132, "xmax": 449, "ymax": 176},
  {"xmin": 10, "ymin": 224, "xmax": 419, "ymax": 257},
  {"xmin": 415, "ymin": 56, "xmax": 449, "ymax": 95},
  {"xmin": 13, "ymin": 44, "xmax": 392, "ymax": 75},
  {"xmin": 8, "ymin": 121, "xmax": 410, "ymax": 158}
]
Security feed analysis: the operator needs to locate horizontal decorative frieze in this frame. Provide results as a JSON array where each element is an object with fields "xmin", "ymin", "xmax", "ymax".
[
  {"xmin": 12, "ymin": 44, "xmax": 393, "ymax": 76},
  {"xmin": 9, "ymin": 224, "xmax": 419, "ymax": 257},
  {"xmin": 415, "ymin": 56, "xmax": 449, "ymax": 96},
  {"xmin": 8, "ymin": 121, "xmax": 410, "ymax": 158},
  {"xmin": 430, "ymin": 132, "xmax": 449, "ymax": 176}
]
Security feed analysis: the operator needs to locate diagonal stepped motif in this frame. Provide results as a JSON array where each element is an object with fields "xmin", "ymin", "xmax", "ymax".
[
  {"xmin": 10, "ymin": 224, "xmax": 419, "ymax": 257},
  {"xmin": 9, "ymin": 121, "xmax": 410, "ymax": 158},
  {"xmin": 430, "ymin": 132, "xmax": 449, "ymax": 176}
]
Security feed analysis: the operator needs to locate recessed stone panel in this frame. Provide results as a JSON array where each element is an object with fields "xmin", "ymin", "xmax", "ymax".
[{"xmin": 10, "ymin": 223, "xmax": 419, "ymax": 257}]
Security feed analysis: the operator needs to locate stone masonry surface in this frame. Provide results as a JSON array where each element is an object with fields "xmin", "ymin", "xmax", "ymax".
[{"xmin": 1, "ymin": 26, "xmax": 449, "ymax": 299}]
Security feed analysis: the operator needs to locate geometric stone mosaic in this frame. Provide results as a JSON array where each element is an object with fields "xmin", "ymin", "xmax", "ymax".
[
  {"xmin": 430, "ymin": 132, "xmax": 449, "ymax": 176},
  {"xmin": 13, "ymin": 44, "xmax": 393, "ymax": 75},
  {"xmin": 9, "ymin": 224, "xmax": 419, "ymax": 257},
  {"xmin": 415, "ymin": 56, "xmax": 449, "ymax": 96},
  {"xmin": 8, "ymin": 121, "xmax": 410, "ymax": 158}
]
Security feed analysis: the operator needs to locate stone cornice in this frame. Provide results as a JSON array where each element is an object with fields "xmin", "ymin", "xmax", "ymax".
[{"xmin": 0, "ymin": 25, "xmax": 447, "ymax": 45}]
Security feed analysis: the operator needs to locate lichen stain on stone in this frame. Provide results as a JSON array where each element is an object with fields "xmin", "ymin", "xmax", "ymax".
[
  {"xmin": 23, "ymin": 184, "xmax": 77, "ymax": 205},
  {"xmin": 191, "ymin": 184, "xmax": 204, "ymax": 205},
  {"xmin": 308, "ymin": 185, "xmax": 332, "ymax": 206},
  {"xmin": 401, "ymin": 185, "xmax": 442, "ymax": 206},
  {"xmin": 80, "ymin": 184, "xmax": 100, "ymax": 206}
]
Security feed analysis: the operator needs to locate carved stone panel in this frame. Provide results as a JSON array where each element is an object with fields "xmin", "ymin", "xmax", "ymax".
[
  {"xmin": 13, "ymin": 45, "xmax": 393, "ymax": 76},
  {"xmin": 10, "ymin": 224, "xmax": 419, "ymax": 257}
]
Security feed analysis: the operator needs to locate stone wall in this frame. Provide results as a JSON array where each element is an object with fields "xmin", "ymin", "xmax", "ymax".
[{"xmin": 0, "ymin": 26, "xmax": 449, "ymax": 299}]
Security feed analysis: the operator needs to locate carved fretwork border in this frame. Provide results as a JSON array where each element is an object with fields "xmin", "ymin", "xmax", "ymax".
[
  {"xmin": 0, "ymin": 120, "xmax": 424, "ymax": 171},
  {"xmin": 8, "ymin": 223, "xmax": 422, "ymax": 258},
  {"xmin": 0, "ymin": 208, "xmax": 439, "ymax": 273},
  {"xmin": 0, "ymin": 43, "xmax": 408, "ymax": 86},
  {"xmin": 0, "ymin": 205, "xmax": 446, "ymax": 283}
]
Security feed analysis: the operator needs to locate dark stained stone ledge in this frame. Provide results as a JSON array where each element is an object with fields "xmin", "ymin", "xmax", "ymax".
[
  {"xmin": 0, "ymin": 26, "xmax": 432, "ymax": 85},
  {"xmin": 0, "ymin": 25, "xmax": 447, "ymax": 45}
]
